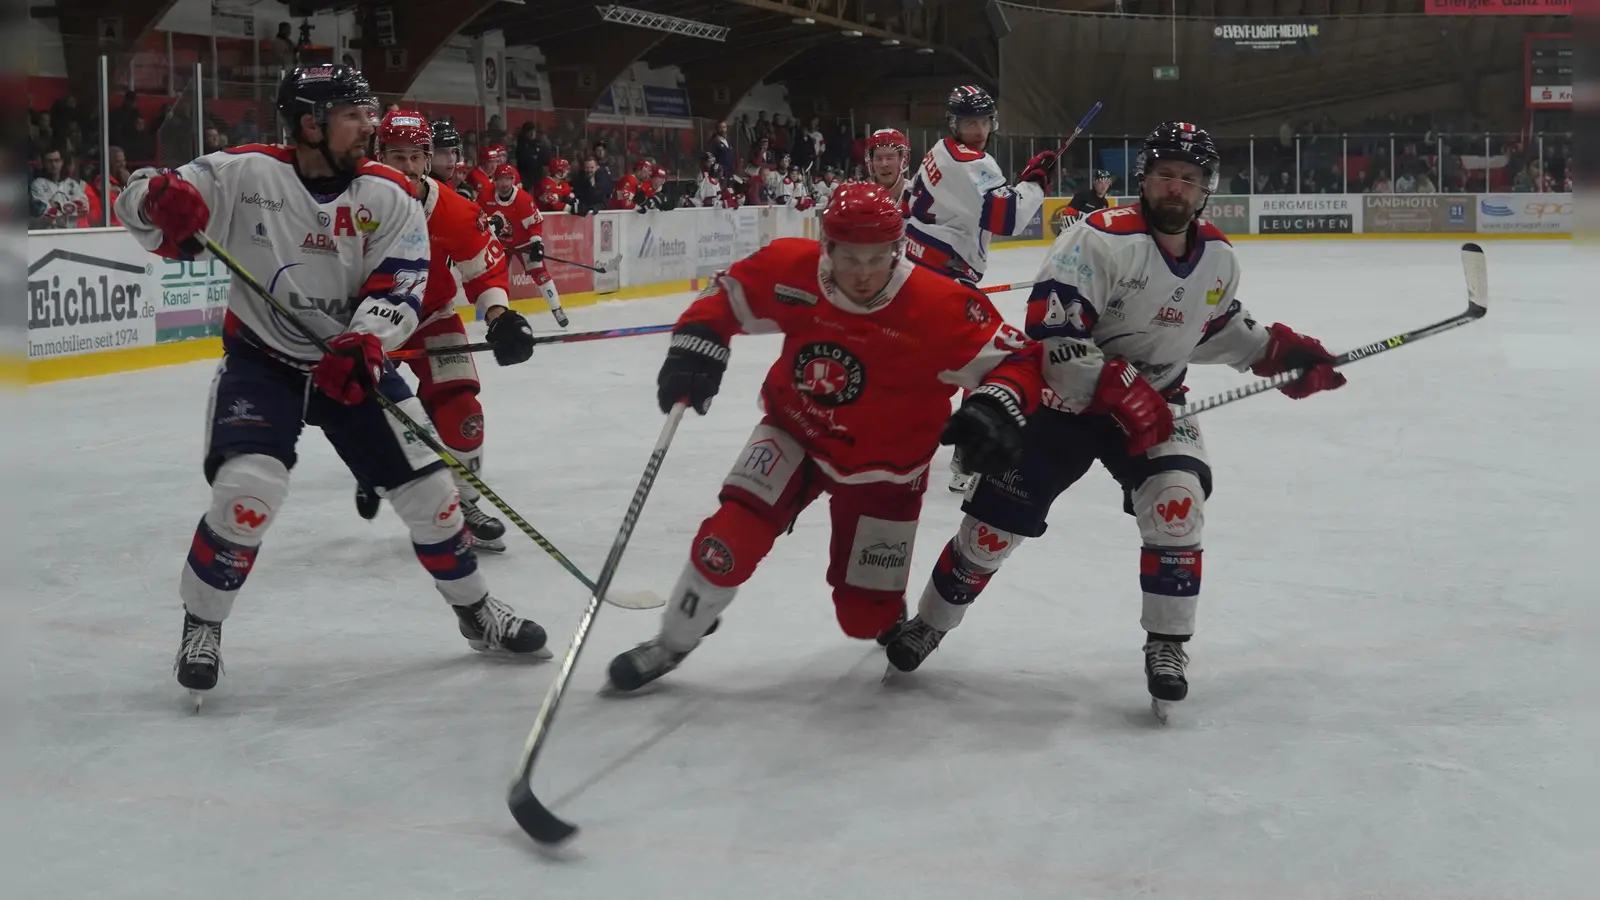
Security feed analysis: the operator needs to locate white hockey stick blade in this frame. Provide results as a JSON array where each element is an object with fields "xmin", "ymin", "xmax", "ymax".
[
  {"xmin": 1460, "ymin": 242, "xmax": 1489, "ymax": 318},
  {"xmin": 604, "ymin": 589, "xmax": 666, "ymax": 610}
]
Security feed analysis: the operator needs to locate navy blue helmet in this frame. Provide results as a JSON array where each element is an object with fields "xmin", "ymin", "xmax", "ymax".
[
  {"xmin": 946, "ymin": 84, "xmax": 997, "ymax": 134},
  {"xmin": 1138, "ymin": 121, "xmax": 1220, "ymax": 192},
  {"xmin": 277, "ymin": 64, "xmax": 377, "ymax": 140}
]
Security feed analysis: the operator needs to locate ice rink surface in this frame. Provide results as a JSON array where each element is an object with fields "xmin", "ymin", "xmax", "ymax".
[{"xmin": 15, "ymin": 239, "xmax": 1595, "ymax": 899}]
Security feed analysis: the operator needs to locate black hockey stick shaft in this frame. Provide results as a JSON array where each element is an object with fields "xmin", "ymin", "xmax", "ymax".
[
  {"xmin": 507, "ymin": 402, "xmax": 689, "ymax": 846},
  {"xmin": 545, "ymin": 253, "xmax": 608, "ymax": 274},
  {"xmin": 195, "ymin": 232, "xmax": 606, "ymax": 595},
  {"xmin": 1180, "ymin": 243, "xmax": 1489, "ymax": 420},
  {"xmin": 387, "ymin": 322, "xmax": 674, "ymax": 361}
]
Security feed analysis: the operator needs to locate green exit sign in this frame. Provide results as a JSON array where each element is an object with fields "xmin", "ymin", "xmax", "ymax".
[{"xmin": 1153, "ymin": 65, "xmax": 1180, "ymax": 81}]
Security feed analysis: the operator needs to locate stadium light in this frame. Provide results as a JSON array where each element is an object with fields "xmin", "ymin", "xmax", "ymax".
[
  {"xmin": 792, "ymin": 16, "xmax": 816, "ymax": 24},
  {"xmin": 841, "ymin": 29, "xmax": 863, "ymax": 37},
  {"xmin": 596, "ymin": 5, "xmax": 729, "ymax": 41}
]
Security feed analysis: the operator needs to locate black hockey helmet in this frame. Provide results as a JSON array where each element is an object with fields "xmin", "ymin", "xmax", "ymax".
[
  {"xmin": 946, "ymin": 84, "xmax": 997, "ymax": 134},
  {"xmin": 1137, "ymin": 121, "xmax": 1220, "ymax": 192},
  {"xmin": 431, "ymin": 119, "xmax": 461, "ymax": 151},
  {"xmin": 276, "ymin": 64, "xmax": 377, "ymax": 142},
  {"xmin": 1093, "ymin": 168, "xmax": 1113, "ymax": 181}
]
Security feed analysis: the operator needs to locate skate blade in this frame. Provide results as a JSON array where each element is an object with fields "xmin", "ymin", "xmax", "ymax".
[
  {"xmin": 1151, "ymin": 698, "xmax": 1173, "ymax": 725},
  {"xmin": 604, "ymin": 589, "xmax": 666, "ymax": 610},
  {"xmin": 467, "ymin": 641, "xmax": 554, "ymax": 661},
  {"xmin": 470, "ymin": 537, "xmax": 508, "ymax": 554},
  {"xmin": 187, "ymin": 689, "xmax": 208, "ymax": 713}
]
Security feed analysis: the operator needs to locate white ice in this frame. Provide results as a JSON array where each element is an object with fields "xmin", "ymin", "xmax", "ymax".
[{"xmin": 14, "ymin": 240, "xmax": 1595, "ymax": 900}]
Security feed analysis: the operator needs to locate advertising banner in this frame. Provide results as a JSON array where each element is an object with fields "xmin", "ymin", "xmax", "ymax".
[
  {"xmin": 992, "ymin": 202, "xmax": 1044, "ymax": 243},
  {"xmin": 641, "ymin": 85, "xmax": 692, "ymax": 118},
  {"xmin": 1477, "ymin": 194, "xmax": 1573, "ymax": 232},
  {"xmin": 734, "ymin": 207, "xmax": 763, "ymax": 260},
  {"xmin": 509, "ymin": 212, "xmax": 592, "ymax": 301},
  {"xmin": 1425, "ymin": 0, "xmax": 1567, "ymax": 13},
  {"xmin": 696, "ymin": 208, "xmax": 740, "ymax": 276},
  {"xmin": 593, "ymin": 213, "xmax": 623, "ymax": 294},
  {"xmin": 1362, "ymin": 194, "xmax": 1476, "ymax": 233},
  {"xmin": 1254, "ymin": 196, "xmax": 1356, "ymax": 234},
  {"xmin": 27, "ymin": 229, "xmax": 157, "ymax": 360},
  {"xmin": 628, "ymin": 212, "xmax": 695, "ymax": 285},
  {"xmin": 1201, "ymin": 195, "xmax": 1252, "ymax": 235},
  {"xmin": 152, "ymin": 256, "xmax": 230, "ymax": 342},
  {"xmin": 1212, "ymin": 19, "xmax": 1320, "ymax": 53}
]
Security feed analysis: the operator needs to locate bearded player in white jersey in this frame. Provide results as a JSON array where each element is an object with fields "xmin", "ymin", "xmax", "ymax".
[
  {"xmin": 884, "ymin": 122, "xmax": 1348, "ymax": 720},
  {"xmin": 115, "ymin": 65, "xmax": 548, "ymax": 703},
  {"xmin": 907, "ymin": 85, "xmax": 1058, "ymax": 492}
]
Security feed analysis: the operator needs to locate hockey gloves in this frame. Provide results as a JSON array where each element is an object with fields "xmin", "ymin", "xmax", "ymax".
[
  {"xmin": 143, "ymin": 172, "xmax": 210, "ymax": 250},
  {"xmin": 314, "ymin": 332, "xmax": 387, "ymax": 405},
  {"xmin": 941, "ymin": 386, "xmax": 1028, "ymax": 475},
  {"xmin": 525, "ymin": 238, "xmax": 545, "ymax": 264},
  {"xmin": 485, "ymin": 308, "xmax": 536, "ymax": 366},
  {"xmin": 657, "ymin": 324, "xmax": 729, "ymax": 415},
  {"xmin": 1018, "ymin": 148, "xmax": 1060, "ymax": 189},
  {"xmin": 1251, "ymin": 323, "xmax": 1347, "ymax": 400},
  {"xmin": 1089, "ymin": 359, "xmax": 1173, "ymax": 456}
]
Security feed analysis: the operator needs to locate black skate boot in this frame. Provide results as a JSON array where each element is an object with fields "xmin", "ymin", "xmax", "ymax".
[
  {"xmin": 354, "ymin": 482, "xmax": 381, "ymax": 520},
  {"xmin": 551, "ymin": 307, "xmax": 569, "ymax": 328},
  {"xmin": 460, "ymin": 497, "xmax": 507, "ymax": 553},
  {"xmin": 607, "ymin": 637, "xmax": 701, "ymax": 692},
  {"xmin": 175, "ymin": 611, "xmax": 223, "ymax": 708},
  {"xmin": 885, "ymin": 616, "xmax": 947, "ymax": 673},
  {"xmin": 1143, "ymin": 637, "xmax": 1189, "ymax": 723},
  {"xmin": 454, "ymin": 596, "xmax": 548, "ymax": 656}
]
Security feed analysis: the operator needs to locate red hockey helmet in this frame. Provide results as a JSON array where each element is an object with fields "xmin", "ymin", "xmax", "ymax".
[
  {"xmin": 634, "ymin": 158, "xmax": 654, "ymax": 175},
  {"xmin": 549, "ymin": 157, "xmax": 571, "ymax": 178},
  {"xmin": 377, "ymin": 110, "xmax": 433, "ymax": 151},
  {"xmin": 493, "ymin": 163, "xmax": 519, "ymax": 182},
  {"xmin": 822, "ymin": 183, "xmax": 905, "ymax": 245},
  {"xmin": 651, "ymin": 166, "xmax": 667, "ymax": 179},
  {"xmin": 867, "ymin": 128, "xmax": 909, "ymax": 156},
  {"xmin": 478, "ymin": 144, "xmax": 507, "ymax": 167}
]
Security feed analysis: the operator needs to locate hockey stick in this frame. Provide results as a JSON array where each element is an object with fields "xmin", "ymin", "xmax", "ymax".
[
  {"xmin": 387, "ymin": 323, "xmax": 675, "ymax": 361},
  {"xmin": 508, "ymin": 402, "xmax": 690, "ymax": 846},
  {"xmin": 193, "ymin": 232, "xmax": 660, "ymax": 611},
  {"xmin": 545, "ymin": 253, "xmax": 608, "ymax": 274},
  {"xmin": 1178, "ymin": 243, "xmax": 1489, "ymax": 421},
  {"xmin": 981, "ymin": 280, "xmax": 1036, "ymax": 295}
]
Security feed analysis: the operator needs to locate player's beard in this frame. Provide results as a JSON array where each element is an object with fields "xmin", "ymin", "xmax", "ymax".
[
  {"xmin": 331, "ymin": 142, "xmax": 367, "ymax": 173},
  {"xmin": 1146, "ymin": 195, "xmax": 1197, "ymax": 235}
]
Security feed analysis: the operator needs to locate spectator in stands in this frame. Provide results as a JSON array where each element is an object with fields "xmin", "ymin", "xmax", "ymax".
[
  {"xmin": 1414, "ymin": 171, "xmax": 1437, "ymax": 193},
  {"xmin": 109, "ymin": 91, "xmax": 140, "ymax": 148},
  {"xmin": 122, "ymin": 114, "xmax": 157, "ymax": 167},
  {"xmin": 1512, "ymin": 161, "xmax": 1547, "ymax": 193},
  {"xmin": 770, "ymin": 112, "xmax": 789, "ymax": 154},
  {"xmin": 1322, "ymin": 163, "xmax": 1344, "ymax": 193},
  {"xmin": 235, "ymin": 108, "xmax": 262, "ymax": 145},
  {"xmin": 590, "ymin": 141, "xmax": 615, "ymax": 197},
  {"xmin": 1229, "ymin": 169, "xmax": 1250, "ymax": 194},
  {"xmin": 709, "ymin": 120, "xmax": 734, "ymax": 178},
  {"xmin": 569, "ymin": 157, "xmax": 607, "ymax": 214},
  {"xmin": 1394, "ymin": 169, "xmax": 1417, "ymax": 194},
  {"xmin": 486, "ymin": 114, "xmax": 507, "ymax": 147},
  {"xmin": 796, "ymin": 116, "xmax": 824, "ymax": 171},
  {"xmin": 515, "ymin": 122, "xmax": 548, "ymax": 190},
  {"xmin": 30, "ymin": 147, "xmax": 94, "ymax": 229},
  {"xmin": 204, "ymin": 126, "xmax": 228, "ymax": 153},
  {"xmin": 1368, "ymin": 169, "xmax": 1392, "ymax": 194}
]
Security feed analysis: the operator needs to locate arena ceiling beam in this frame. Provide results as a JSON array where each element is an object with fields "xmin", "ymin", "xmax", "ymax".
[
  {"xmin": 52, "ymin": 0, "xmax": 178, "ymax": 108},
  {"xmin": 676, "ymin": 35, "xmax": 827, "ymax": 122},
  {"xmin": 358, "ymin": 0, "xmax": 501, "ymax": 98}
]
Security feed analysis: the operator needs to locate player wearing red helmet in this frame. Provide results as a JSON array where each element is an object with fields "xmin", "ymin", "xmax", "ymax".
[
  {"xmin": 634, "ymin": 166, "xmax": 673, "ymax": 213},
  {"xmin": 867, "ymin": 128, "xmax": 912, "ymax": 212},
  {"xmin": 464, "ymin": 144, "xmax": 508, "ymax": 202},
  {"xmin": 364, "ymin": 110, "xmax": 537, "ymax": 551},
  {"xmin": 480, "ymin": 163, "xmax": 567, "ymax": 327},
  {"xmin": 605, "ymin": 184, "xmax": 1047, "ymax": 692},
  {"xmin": 535, "ymin": 158, "xmax": 575, "ymax": 212}
]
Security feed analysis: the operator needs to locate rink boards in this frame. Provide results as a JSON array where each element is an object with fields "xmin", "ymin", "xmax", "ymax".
[{"xmin": 24, "ymin": 193, "xmax": 1568, "ymax": 383}]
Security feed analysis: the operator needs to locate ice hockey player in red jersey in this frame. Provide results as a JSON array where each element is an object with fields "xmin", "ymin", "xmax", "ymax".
[
  {"xmin": 116, "ymin": 70, "xmax": 548, "ymax": 702},
  {"xmin": 536, "ymin": 158, "xmax": 575, "ymax": 212},
  {"xmin": 359, "ymin": 111, "xmax": 540, "ymax": 552},
  {"xmin": 885, "ymin": 122, "xmax": 1347, "ymax": 722},
  {"xmin": 463, "ymin": 144, "xmax": 507, "ymax": 201},
  {"xmin": 867, "ymin": 128, "xmax": 912, "ymax": 212},
  {"xmin": 634, "ymin": 166, "xmax": 671, "ymax": 212},
  {"xmin": 606, "ymin": 184, "xmax": 1046, "ymax": 692},
  {"xmin": 608, "ymin": 159, "xmax": 651, "ymax": 209},
  {"xmin": 480, "ymin": 163, "xmax": 568, "ymax": 327}
]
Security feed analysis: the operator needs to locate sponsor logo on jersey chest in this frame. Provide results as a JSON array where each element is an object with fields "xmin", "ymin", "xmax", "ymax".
[
  {"xmin": 1151, "ymin": 306, "xmax": 1184, "ymax": 326},
  {"xmin": 792, "ymin": 341, "xmax": 865, "ymax": 406},
  {"xmin": 773, "ymin": 284, "xmax": 817, "ymax": 307}
]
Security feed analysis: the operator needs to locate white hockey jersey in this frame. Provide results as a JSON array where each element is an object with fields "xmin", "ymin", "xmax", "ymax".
[
  {"xmin": 116, "ymin": 144, "xmax": 429, "ymax": 365},
  {"xmin": 694, "ymin": 174, "xmax": 728, "ymax": 208},
  {"xmin": 812, "ymin": 177, "xmax": 838, "ymax": 209},
  {"xmin": 1028, "ymin": 205, "xmax": 1270, "ymax": 412},
  {"xmin": 906, "ymin": 137, "xmax": 1045, "ymax": 281}
]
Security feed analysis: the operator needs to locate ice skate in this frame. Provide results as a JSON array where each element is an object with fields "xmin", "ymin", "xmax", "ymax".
[
  {"xmin": 460, "ymin": 496, "xmax": 507, "ymax": 553},
  {"xmin": 884, "ymin": 616, "xmax": 947, "ymax": 673},
  {"xmin": 175, "ymin": 610, "xmax": 223, "ymax": 710},
  {"xmin": 947, "ymin": 448, "xmax": 978, "ymax": 494},
  {"xmin": 354, "ymin": 482, "xmax": 381, "ymax": 520},
  {"xmin": 1144, "ymin": 639, "xmax": 1189, "ymax": 724},
  {"xmin": 606, "ymin": 636, "xmax": 698, "ymax": 692},
  {"xmin": 875, "ymin": 606, "xmax": 907, "ymax": 646},
  {"xmin": 454, "ymin": 596, "xmax": 548, "ymax": 657},
  {"xmin": 551, "ymin": 307, "xmax": 569, "ymax": 328}
]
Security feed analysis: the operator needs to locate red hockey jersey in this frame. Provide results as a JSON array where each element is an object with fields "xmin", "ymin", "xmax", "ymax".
[
  {"xmin": 478, "ymin": 186, "xmax": 544, "ymax": 252},
  {"xmin": 419, "ymin": 176, "xmax": 510, "ymax": 322},
  {"xmin": 609, "ymin": 173, "xmax": 640, "ymax": 210},
  {"xmin": 677, "ymin": 238, "xmax": 1042, "ymax": 484},
  {"xmin": 537, "ymin": 177, "xmax": 573, "ymax": 212}
]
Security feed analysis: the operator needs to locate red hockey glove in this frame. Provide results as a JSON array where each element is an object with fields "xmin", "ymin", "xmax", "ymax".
[
  {"xmin": 795, "ymin": 197, "xmax": 815, "ymax": 212},
  {"xmin": 1250, "ymin": 323, "xmax": 1348, "ymax": 400},
  {"xmin": 1018, "ymin": 148, "xmax": 1060, "ymax": 189},
  {"xmin": 314, "ymin": 332, "xmax": 386, "ymax": 405},
  {"xmin": 142, "ymin": 172, "xmax": 210, "ymax": 246},
  {"xmin": 1088, "ymin": 359, "xmax": 1173, "ymax": 455}
]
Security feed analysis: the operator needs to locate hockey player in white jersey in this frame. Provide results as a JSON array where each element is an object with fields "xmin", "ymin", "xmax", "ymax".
[
  {"xmin": 866, "ymin": 128, "xmax": 912, "ymax": 210},
  {"xmin": 885, "ymin": 122, "xmax": 1348, "ymax": 717},
  {"xmin": 905, "ymin": 85, "xmax": 1054, "ymax": 285},
  {"xmin": 115, "ymin": 65, "xmax": 549, "ymax": 702}
]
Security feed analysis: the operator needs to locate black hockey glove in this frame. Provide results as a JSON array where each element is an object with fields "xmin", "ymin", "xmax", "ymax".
[
  {"xmin": 657, "ymin": 323, "xmax": 729, "ymax": 415},
  {"xmin": 525, "ymin": 239, "xmax": 545, "ymax": 264},
  {"xmin": 940, "ymin": 385, "xmax": 1028, "ymax": 475},
  {"xmin": 485, "ymin": 308, "xmax": 535, "ymax": 366}
]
